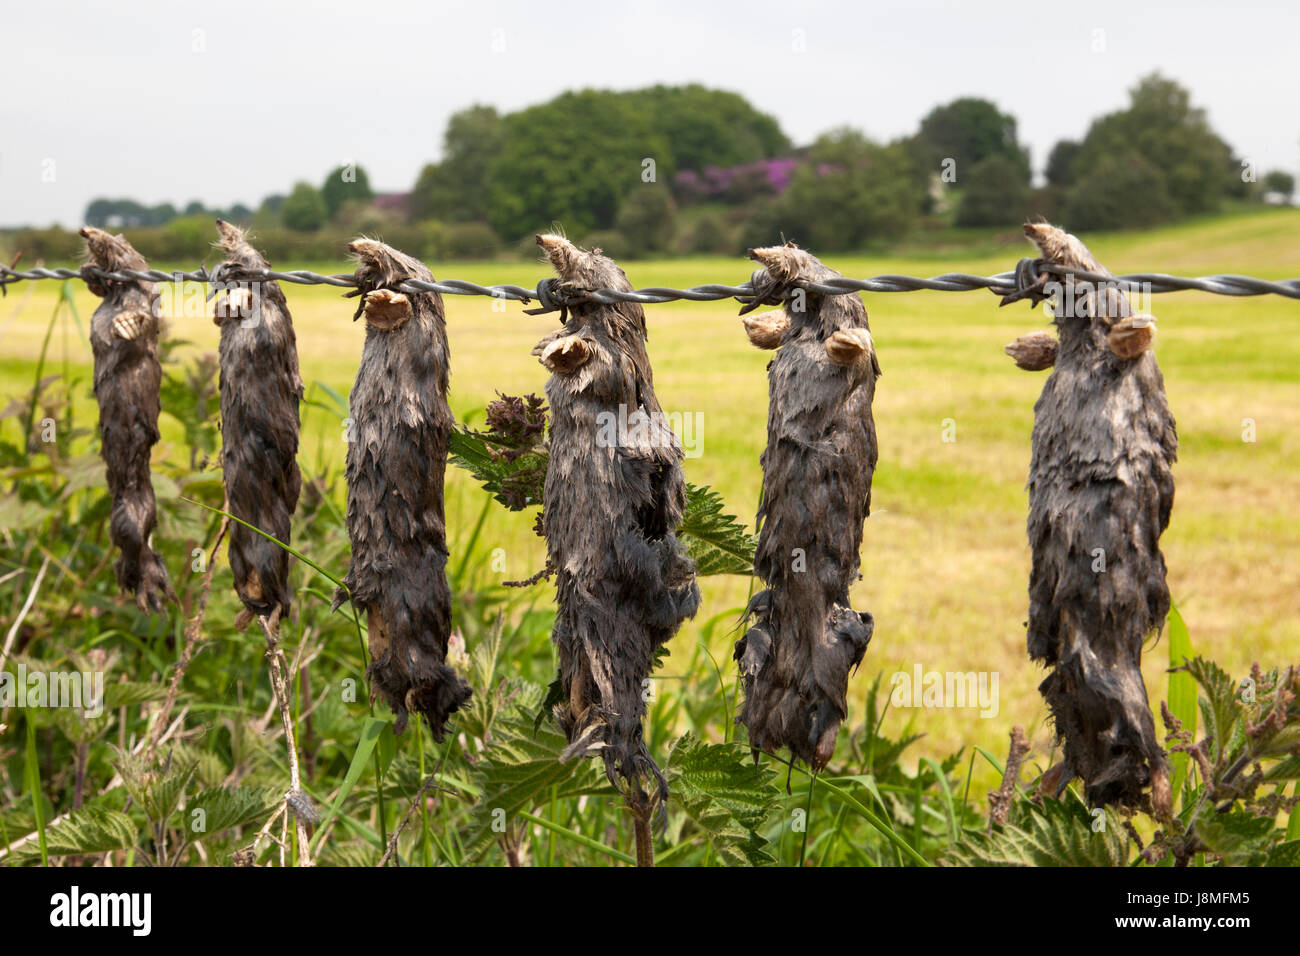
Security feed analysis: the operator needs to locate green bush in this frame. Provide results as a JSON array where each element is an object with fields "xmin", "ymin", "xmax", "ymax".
[
  {"xmin": 577, "ymin": 229, "xmax": 631, "ymax": 261},
  {"xmin": 443, "ymin": 222, "xmax": 500, "ymax": 260},
  {"xmin": 955, "ymin": 154, "xmax": 1032, "ymax": 227},
  {"xmin": 281, "ymin": 182, "xmax": 329, "ymax": 233},
  {"xmin": 1061, "ymin": 153, "xmax": 1180, "ymax": 231},
  {"xmin": 615, "ymin": 186, "xmax": 678, "ymax": 257}
]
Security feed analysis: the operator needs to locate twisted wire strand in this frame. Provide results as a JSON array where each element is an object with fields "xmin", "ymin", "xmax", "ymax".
[{"xmin": 1, "ymin": 262, "xmax": 1297, "ymax": 308}]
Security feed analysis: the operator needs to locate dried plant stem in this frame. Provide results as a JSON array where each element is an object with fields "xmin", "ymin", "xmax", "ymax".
[
  {"xmin": 988, "ymin": 725, "xmax": 1029, "ymax": 831},
  {"xmin": 257, "ymin": 608, "xmax": 312, "ymax": 867},
  {"xmin": 629, "ymin": 793, "xmax": 655, "ymax": 868},
  {"xmin": 376, "ymin": 768, "xmax": 450, "ymax": 867},
  {"xmin": 147, "ymin": 515, "xmax": 229, "ymax": 762},
  {"xmin": 0, "ymin": 555, "xmax": 52, "ymax": 731},
  {"xmin": 0, "ymin": 555, "xmax": 50, "ymax": 669}
]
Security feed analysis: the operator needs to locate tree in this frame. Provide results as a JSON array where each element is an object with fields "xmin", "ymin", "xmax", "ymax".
[
  {"xmin": 486, "ymin": 90, "xmax": 672, "ymax": 239},
  {"xmin": 614, "ymin": 186, "xmax": 678, "ymax": 257},
  {"xmin": 749, "ymin": 129, "xmax": 924, "ymax": 251},
  {"xmin": 1262, "ymin": 170, "xmax": 1295, "ymax": 203},
  {"xmin": 956, "ymin": 154, "xmax": 1031, "ymax": 227},
  {"xmin": 1071, "ymin": 74, "xmax": 1235, "ymax": 218},
  {"xmin": 411, "ymin": 106, "xmax": 504, "ymax": 223},
  {"xmin": 280, "ymin": 182, "xmax": 328, "ymax": 232},
  {"xmin": 321, "ymin": 165, "xmax": 374, "ymax": 220},
  {"xmin": 1045, "ymin": 140, "xmax": 1082, "ymax": 188},
  {"xmin": 625, "ymin": 84, "xmax": 790, "ymax": 172},
  {"xmin": 911, "ymin": 98, "xmax": 1031, "ymax": 185},
  {"xmin": 1061, "ymin": 153, "xmax": 1179, "ymax": 231}
]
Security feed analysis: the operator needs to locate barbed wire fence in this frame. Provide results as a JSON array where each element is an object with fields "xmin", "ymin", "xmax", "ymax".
[{"xmin": 2, "ymin": 261, "xmax": 1298, "ymax": 311}]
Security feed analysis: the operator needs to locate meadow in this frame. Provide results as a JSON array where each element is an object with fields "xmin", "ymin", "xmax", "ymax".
[{"xmin": 1, "ymin": 208, "xmax": 1298, "ymax": 865}]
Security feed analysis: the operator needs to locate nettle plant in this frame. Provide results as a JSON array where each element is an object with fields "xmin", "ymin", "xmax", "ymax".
[
  {"xmin": 951, "ymin": 651, "xmax": 1300, "ymax": 867},
  {"xmin": 2, "ymin": 309, "xmax": 1296, "ymax": 866}
]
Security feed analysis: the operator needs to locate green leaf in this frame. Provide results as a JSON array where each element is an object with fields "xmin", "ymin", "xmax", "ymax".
[
  {"xmin": 310, "ymin": 380, "xmax": 350, "ymax": 419},
  {"xmin": 24, "ymin": 718, "xmax": 48, "ymax": 866},
  {"xmin": 10, "ymin": 807, "xmax": 137, "ymax": 863},
  {"xmin": 665, "ymin": 732, "xmax": 780, "ymax": 866},
  {"xmin": 464, "ymin": 711, "xmax": 613, "ymax": 863},
  {"xmin": 1266, "ymin": 839, "xmax": 1300, "ymax": 867},
  {"xmin": 1265, "ymin": 755, "xmax": 1300, "ymax": 782},
  {"xmin": 449, "ymin": 421, "xmax": 756, "ymax": 577},
  {"xmin": 1182, "ymin": 657, "xmax": 1240, "ymax": 763},
  {"xmin": 312, "ymin": 716, "xmax": 389, "ymax": 847},
  {"xmin": 679, "ymin": 484, "xmax": 758, "ymax": 576},
  {"xmin": 189, "ymin": 786, "xmax": 282, "ymax": 837},
  {"xmin": 1166, "ymin": 603, "xmax": 1197, "ymax": 797},
  {"xmin": 104, "ymin": 681, "xmax": 170, "ymax": 709},
  {"xmin": 947, "ymin": 792, "xmax": 1129, "ymax": 867},
  {"xmin": 1193, "ymin": 808, "xmax": 1278, "ymax": 866},
  {"xmin": 448, "ymin": 427, "xmax": 546, "ymax": 510},
  {"xmin": 141, "ymin": 763, "xmax": 196, "ymax": 825}
]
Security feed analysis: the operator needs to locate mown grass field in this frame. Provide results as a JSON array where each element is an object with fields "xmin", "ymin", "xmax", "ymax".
[{"xmin": 2, "ymin": 207, "xmax": 1297, "ymax": 784}]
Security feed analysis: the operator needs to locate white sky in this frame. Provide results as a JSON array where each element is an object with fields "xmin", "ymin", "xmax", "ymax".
[{"xmin": 2, "ymin": 0, "xmax": 1296, "ymax": 228}]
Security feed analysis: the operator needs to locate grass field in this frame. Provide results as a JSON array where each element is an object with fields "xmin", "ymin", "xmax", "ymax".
[{"xmin": 2, "ymin": 207, "xmax": 1297, "ymax": 783}]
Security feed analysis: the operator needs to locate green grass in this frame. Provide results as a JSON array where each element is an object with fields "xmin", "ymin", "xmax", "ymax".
[{"xmin": 2, "ymin": 205, "xmax": 1298, "ymax": 793}]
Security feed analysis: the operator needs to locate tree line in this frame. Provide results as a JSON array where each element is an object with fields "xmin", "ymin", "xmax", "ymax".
[{"xmin": 13, "ymin": 76, "xmax": 1298, "ymax": 264}]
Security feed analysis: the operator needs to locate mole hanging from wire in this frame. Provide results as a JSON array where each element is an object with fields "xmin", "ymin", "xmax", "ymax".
[
  {"xmin": 734, "ymin": 242, "xmax": 879, "ymax": 770},
  {"xmin": 1000, "ymin": 221, "xmax": 1176, "ymax": 814},
  {"xmin": 333, "ymin": 239, "xmax": 471, "ymax": 739},
  {"xmin": 80, "ymin": 227, "xmax": 176, "ymax": 612},
  {"xmin": 532, "ymin": 234, "xmax": 701, "ymax": 810},
  {"xmin": 210, "ymin": 220, "xmax": 303, "ymax": 628}
]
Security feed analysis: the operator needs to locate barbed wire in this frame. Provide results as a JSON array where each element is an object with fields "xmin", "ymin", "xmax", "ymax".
[{"xmin": 1, "ymin": 262, "xmax": 1298, "ymax": 310}]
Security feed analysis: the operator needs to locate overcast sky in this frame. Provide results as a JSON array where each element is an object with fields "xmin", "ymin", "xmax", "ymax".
[{"xmin": 2, "ymin": 0, "xmax": 1296, "ymax": 228}]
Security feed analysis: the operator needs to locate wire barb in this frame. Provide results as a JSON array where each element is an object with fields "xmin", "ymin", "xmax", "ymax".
[{"xmin": 1, "ymin": 262, "xmax": 1297, "ymax": 305}]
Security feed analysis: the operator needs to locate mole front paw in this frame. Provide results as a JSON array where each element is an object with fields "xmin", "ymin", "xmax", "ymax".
[
  {"xmin": 111, "ymin": 311, "xmax": 150, "ymax": 341},
  {"xmin": 1107, "ymin": 314, "xmax": 1156, "ymax": 359},
  {"xmin": 540, "ymin": 335, "xmax": 592, "ymax": 373},
  {"xmin": 825, "ymin": 327, "xmax": 875, "ymax": 366},
  {"xmin": 362, "ymin": 289, "xmax": 414, "ymax": 331}
]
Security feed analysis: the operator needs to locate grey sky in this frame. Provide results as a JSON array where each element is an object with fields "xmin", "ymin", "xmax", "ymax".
[{"xmin": 3, "ymin": 0, "xmax": 1296, "ymax": 229}]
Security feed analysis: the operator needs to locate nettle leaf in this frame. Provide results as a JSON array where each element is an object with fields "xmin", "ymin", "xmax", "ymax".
[
  {"xmin": 464, "ymin": 711, "xmax": 614, "ymax": 863},
  {"xmin": 1193, "ymin": 809, "xmax": 1279, "ymax": 866},
  {"xmin": 946, "ymin": 793, "xmax": 1129, "ymax": 867},
  {"xmin": 450, "ymin": 410, "xmax": 756, "ymax": 577},
  {"xmin": 448, "ymin": 428, "xmax": 546, "ymax": 510},
  {"xmin": 666, "ymin": 732, "xmax": 780, "ymax": 866},
  {"xmin": 103, "ymin": 681, "xmax": 170, "ymax": 709},
  {"xmin": 680, "ymin": 484, "xmax": 757, "ymax": 576},
  {"xmin": 1266, "ymin": 840, "xmax": 1300, "ymax": 867},
  {"xmin": 1265, "ymin": 755, "xmax": 1300, "ymax": 782},
  {"xmin": 10, "ymin": 807, "xmax": 137, "ymax": 862},
  {"xmin": 318, "ymin": 842, "xmax": 380, "ymax": 868},
  {"xmin": 188, "ymin": 786, "xmax": 282, "ymax": 837},
  {"xmin": 141, "ymin": 763, "xmax": 196, "ymax": 825},
  {"xmin": 1181, "ymin": 657, "xmax": 1240, "ymax": 762}
]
